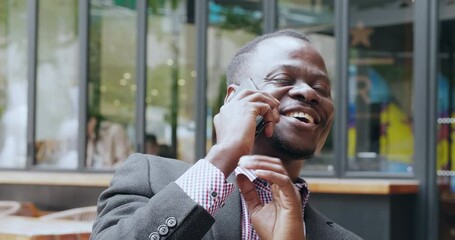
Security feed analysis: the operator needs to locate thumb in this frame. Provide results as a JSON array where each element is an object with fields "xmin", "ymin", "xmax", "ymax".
[{"xmin": 236, "ymin": 174, "xmax": 262, "ymax": 213}]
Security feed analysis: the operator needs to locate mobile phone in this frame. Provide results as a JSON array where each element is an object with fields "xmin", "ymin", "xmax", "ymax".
[{"xmin": 234, "ymin": 78, "xmax": 266, "ymax": 138}]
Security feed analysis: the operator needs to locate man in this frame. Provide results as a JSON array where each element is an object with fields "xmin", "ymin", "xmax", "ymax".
[{"xmin": 91, "ymin": 30, "xmax": 362, "ymax": 240}]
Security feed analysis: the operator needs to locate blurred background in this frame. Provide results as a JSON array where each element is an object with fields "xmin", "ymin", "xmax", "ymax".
[{"xmin": 0, "ymin": 0, "xmax": 453, "ymax": 239}]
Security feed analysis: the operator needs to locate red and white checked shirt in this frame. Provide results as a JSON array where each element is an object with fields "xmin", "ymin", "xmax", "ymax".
[{"xmin": 175, "ymin": 159, "xmax": 310, "ymax": 240}]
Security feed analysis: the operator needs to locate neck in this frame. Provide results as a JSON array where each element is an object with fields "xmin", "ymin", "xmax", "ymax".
[
  {"xmin": 252, "ymin": 147, "xmax": 305, "ymax": 182},
  {"xmin": 252, "ymin": 136, "xmax": 307, "ymax": 181},
  {"xmin": 283, "ymin": 161, "xmax": 304, "ymax": 182}
]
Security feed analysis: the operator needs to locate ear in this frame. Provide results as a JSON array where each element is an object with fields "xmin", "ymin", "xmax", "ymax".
[{"xmin": 224, "ymin": 84, "xmax": 239, "ymax": 104}]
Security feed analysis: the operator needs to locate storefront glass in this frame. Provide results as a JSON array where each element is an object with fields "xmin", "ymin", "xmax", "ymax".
[
  {"xmin": 206, "ymin": 0, "xmax": 262, "ymax": 150},
  {"xmin": 145, "ymin": 0, "xmax": 196, "ymax": 163},
  {"xmin": 277, "ymin": 0, "xmax": 335, "ymax": 172},
  {"xmin": 437, "ymin": 0, "xmax": 455, "ymax": 238},
  {"xmin": 86, "ymin": 0, "xmax": 136, "ymax": 169},
  {"xmin": 348, "ymin": 0, "xmax": 414, "ymax": 173},
  {"xmin": 0, "ymin": 0, "xmax": 28, "ymax": 168},
  {"xmin": 35, "ymin": 0, "xmax": 79, "ymax": 169}
]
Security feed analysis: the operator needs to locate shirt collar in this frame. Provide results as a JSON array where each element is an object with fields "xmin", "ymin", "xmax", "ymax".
[{"xmin": 234, "ymin": 166, "xmax": 310, "ymax": 205}]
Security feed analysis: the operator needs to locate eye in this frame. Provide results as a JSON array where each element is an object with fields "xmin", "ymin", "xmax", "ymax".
[
  {"xmin": 313, "ymin": 84, "xmax": 330, "ymax": 96},
  {"xmin": 265, "ymin": 74, "xmax": 294, "ymax": 85}
]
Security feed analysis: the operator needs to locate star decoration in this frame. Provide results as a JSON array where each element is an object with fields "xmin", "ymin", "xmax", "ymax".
[{"xmin": 350, "ymin": 22, "xmax": 374, "ymax": 48}]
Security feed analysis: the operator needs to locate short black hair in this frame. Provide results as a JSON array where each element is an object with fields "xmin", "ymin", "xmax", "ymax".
[{"xmin": 226, "ymin": 29, "xmax": 309, "ymax": 85}]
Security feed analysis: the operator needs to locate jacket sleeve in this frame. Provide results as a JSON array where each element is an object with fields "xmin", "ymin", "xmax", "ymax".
[{"xmin": 91, "ymin": 154, "xmax": 215, "ymax": 240}]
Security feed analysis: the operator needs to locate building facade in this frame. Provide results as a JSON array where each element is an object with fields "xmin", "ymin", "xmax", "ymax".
[{"xmin": 0, "ymin": 0, "xmax": 453, "ymax": 239}]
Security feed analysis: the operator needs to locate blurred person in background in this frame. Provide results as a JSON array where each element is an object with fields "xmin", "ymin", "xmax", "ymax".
[
  {"xmin": 91, "ymin": 30, "xmax": 362, "ymax": 240},
  {"xmin": 86, "ymin": 114, "xmax": 132, "ymax": 168}
]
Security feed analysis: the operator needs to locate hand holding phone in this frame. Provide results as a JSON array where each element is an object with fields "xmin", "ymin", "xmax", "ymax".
[
  {"xmin": 232, "ymin": 78, "xmax": 266, "ymax": 138},
  {"xmin": 206, "ymin": 78, "xmax": 282, "ymax": 177}
]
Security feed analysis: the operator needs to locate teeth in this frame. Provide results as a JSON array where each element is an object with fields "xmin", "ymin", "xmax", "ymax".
[{"xmin": 285, "ymin": 112, "xmax": 314, "ymax": 124}]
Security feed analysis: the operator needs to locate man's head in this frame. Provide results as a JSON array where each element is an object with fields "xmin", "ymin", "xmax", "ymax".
[
  {"xmin": 226, "ymin": 30, "xmax": 310, "ymax": 86},
  {"xmin": 224, "ymin": 29, "xmax": 334, "ymax": 161}
]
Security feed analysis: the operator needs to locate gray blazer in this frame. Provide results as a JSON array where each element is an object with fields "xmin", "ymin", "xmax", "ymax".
[{"xmin": 91, "ymin": 154, "xmax": 362, "ymax": 240}]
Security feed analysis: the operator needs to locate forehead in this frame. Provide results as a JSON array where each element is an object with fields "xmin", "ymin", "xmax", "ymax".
[
  {"xmin": 256, "ymin": 36, "xmax": 307, "ymax": 54},
  {"xmin": 250, "ymin": 36, "xmax": 327, "ymax": 73}
]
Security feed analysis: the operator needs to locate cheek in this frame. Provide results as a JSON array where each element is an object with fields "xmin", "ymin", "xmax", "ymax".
[
  {"xmin": 322, "ymin": 99, "xmax": 335, "ymax": 120},
  {"xmin": 261, "ymin": 84, "xmax": 280, "ymax": 93}
]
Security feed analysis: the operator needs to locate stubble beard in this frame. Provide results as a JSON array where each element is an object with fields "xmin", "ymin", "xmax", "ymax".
[{"xmin": 269, "ymin": 131, "xmax": 316, "ymax": 161}]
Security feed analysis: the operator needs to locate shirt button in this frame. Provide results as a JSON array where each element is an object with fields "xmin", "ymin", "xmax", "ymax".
[
  {"xmin": 210, "ymin": 191, "xmax": 218, "ymax": 198},
  {"xmin": 158, "ymin": 224, "xmax": 169, "ymax": 236},
  {"xmin": 149, "ymin": 232, "xmax": 160, "ymax": 240},
  {"xmin": 166, "ymin": 217, "xmax": 177, "ymax": 228}
]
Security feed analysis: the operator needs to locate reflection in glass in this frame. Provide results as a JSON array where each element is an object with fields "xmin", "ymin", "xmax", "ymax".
[
  {"xmin": 87, "ymin": 0, "xmax": 136, "ymax": 169},
  {"xmin": 206, "ymin": 0, "xmax": 262, "ymax": 151},
  {"xmin": 145, "ymin": 0, "xmax": 195, "ymax": 163},
  {"xmin": 278, "ymin": 0, "xmax": 335, "ymax": 172},
  {"xmin": 35, "ymin": 0, "xmax": 79, "ymax": 169},
  {"xmin": 0, "ymin": 0, "xmax": 28, "ymax": 168},
  {"xmin": 437, "ymin": 0, "xmax": 455, "ymax": 238},
  {"xmin": 348, "ymin": 0, "xmax": 414, "ymax": 172}
]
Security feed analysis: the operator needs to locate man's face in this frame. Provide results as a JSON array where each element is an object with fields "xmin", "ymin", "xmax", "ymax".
[{"xmin": 245, "ymin": 36, "xmax": 334, "ymax": 160}]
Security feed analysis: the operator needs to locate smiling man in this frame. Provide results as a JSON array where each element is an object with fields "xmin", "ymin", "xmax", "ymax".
[{"xmin": 91, "ymin": 30, "xmax": 362, "ymax": 240}]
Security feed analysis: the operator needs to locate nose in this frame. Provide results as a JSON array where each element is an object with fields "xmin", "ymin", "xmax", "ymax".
[{"xmin": 288, "ymin": 82, "xmax": 321, "ymax": 105}]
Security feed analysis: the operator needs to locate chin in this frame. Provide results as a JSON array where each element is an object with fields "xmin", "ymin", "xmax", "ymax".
[{"xmin": 269, "ymin": 134, "xmax": 316, "ymax": 160}]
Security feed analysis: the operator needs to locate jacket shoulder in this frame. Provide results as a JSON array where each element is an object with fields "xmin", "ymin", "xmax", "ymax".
[
  {"xmin": 305, "ymin": 204, "xmax": 363, "ymax": 240},
  {"xmin": 117, "ymin": 153, "xmax": 192, "ymax": 192}
]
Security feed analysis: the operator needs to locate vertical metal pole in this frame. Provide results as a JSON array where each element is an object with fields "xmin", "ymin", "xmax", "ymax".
[
  {"xmin": 428, "ymin": 0, "xmax": 439, "ymax": 238},
  {"xmin": 136, "ymin": 0, "xmax": 147, "ymax": 153},
  {"xmin": 431, "ymin": 0, "xmax": 439, "ymax": 236},
  {"xmin": 26, "ymin": 0, "xmax": 38, "ymax": 169},
  {"xmin": 263, "ymin": 0, "xmax": 277, "ymax": 33},
  {"xmin": 335, "ymin": 0, "xmax": 349, "ymax": 178},
  {"xmin": 413, "ymin": 0, "xmax": 439, "ymax": 239},
  {"xmin": 78, "ymin": 0, "xmax": 89, "ymax": 170},
  {"xmin": 195, "ymin": 0, "xmax": 208, "ymax": 161}
]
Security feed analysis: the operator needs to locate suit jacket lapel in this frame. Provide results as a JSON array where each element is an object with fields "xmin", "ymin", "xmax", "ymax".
[
  {"xmin": 209, "ymin": 189, "xmax": 242, "ymax": 239},
  {"xmin": 305, "ymin": 204, "xmax": 338, "ymax": 240}
]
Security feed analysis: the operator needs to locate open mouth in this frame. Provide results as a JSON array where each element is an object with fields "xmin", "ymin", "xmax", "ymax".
[{"xmin": 285, "ymin": 112, "xmax": 315, "ymax": 124}]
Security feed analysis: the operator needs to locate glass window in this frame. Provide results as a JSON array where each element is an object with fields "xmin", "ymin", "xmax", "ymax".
[
  {"xmin": 145, "ymin": 0, "xmax": 196, "ymax": 163},
  {"xmin": 437, "ymin": 0, "xmax": 455, "ymax": 238},
  {"xmin": 278, "ymin": 0, "xmax": 335, "ymax": 172},
  {"xmin": 0, "ymin": 0, "xmax": 28, "ymax": 168},
  {"xmin": 206, "ymin": 0, "xmax": 263, "ymax": 151},
  {"xmin": 35, "ymin": 0, "xmax": 79, "ymax": 169},
  {"xmin": 348, "ymin": 0, "xmax": 414, "ymax": 173},
  {"xmin": 86, "ymin": 0, "xmax": 136, "ymax": 169}
]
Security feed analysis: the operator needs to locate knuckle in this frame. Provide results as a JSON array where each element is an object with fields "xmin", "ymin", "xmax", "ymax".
[
  {"xmin": 285, "ymin": 177, "xmax": 293, "ymax": 185},
  {"xmin": 244, "ymin": 89, "xmax": 255, "ymax": 95}
]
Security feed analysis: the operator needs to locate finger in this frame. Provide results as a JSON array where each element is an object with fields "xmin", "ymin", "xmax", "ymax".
[
  {"xmin": 263, "ymin": 106, "xmax": 279, "ymax": 137},
  {"xmin": 269, "ymin": 86, "xmax": 293, "ymax": 99},
  {"xmin": 236, "ymin": 174, "xmax": 262, "ymax": 213},
  {"xmin": 251, "ymin": 102, "xmax": 276, "ymax": 125},
  {"xmin": 264, "ymin": 121, "xmax": 274, "ymax": 138},
  {"xmin": 243, "ymin": 92, "xmax": 280, "ymax": 108},
  {"xmin": 238, "ymin": 156, "xmax": 287, "ymax": 175},
  {"xmin": 242, "ymin": 155, "xmax": 284, "ymax": 164},
  {"xmin": 254, "ymin": 170, "xmax": 297, "ymax": 198},
  {"xmin": 272, "ymin": 107, "xmax": 280, "ymax": 123},
  {"xmin": 229, "ymin": 90, "xmax": 279, "ymax": 113}
]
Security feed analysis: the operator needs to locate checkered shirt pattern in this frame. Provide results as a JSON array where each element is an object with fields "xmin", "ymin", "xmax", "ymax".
[
  {"xmin": 235, "ymin": 167, "xmax": 310, "ymax": 240},
  {"xmin": 176, "ymin": 160, "xmax": 310, "ymax": 240},
  {"xmin": 175, "ymin": 159, "xmax": 236, "ymax": 215}
]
